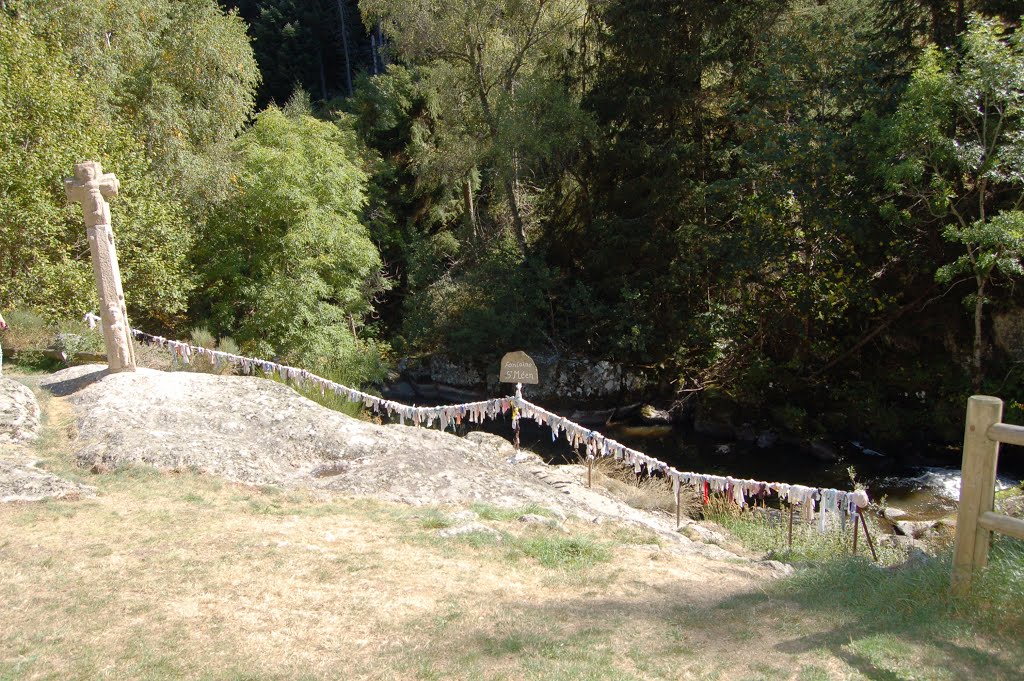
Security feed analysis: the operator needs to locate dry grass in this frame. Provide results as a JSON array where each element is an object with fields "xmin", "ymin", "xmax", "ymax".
[
  {"xmin": 1, "ymin": 389, "xmax": 1022, "ymax": 680},
  {"xmin": 586, "ymin": 456, "xmax": 700, "ymax": 517}
]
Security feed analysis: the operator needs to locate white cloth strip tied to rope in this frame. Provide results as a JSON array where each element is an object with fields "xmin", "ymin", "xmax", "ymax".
[
  {"xmin": 87, "ymin": 312, "xmax": 871, "ymax": 526},
  {"xmin": 512, "ymin": 396, "xmax": 869, "ymax": 527},
  {"xmin": 84, "ymin": 313, "xmax": 513, "ymax": 432}
]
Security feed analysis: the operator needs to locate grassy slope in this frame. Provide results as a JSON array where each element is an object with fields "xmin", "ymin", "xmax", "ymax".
[{"xmin": 0, "ymin": 383, "xmax": 1021, "ymax": 680}]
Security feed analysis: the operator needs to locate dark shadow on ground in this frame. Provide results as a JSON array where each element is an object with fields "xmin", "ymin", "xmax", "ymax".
[
  {"xmin": 404, "ymin": 552, "xmax": 1024, "ymax": 680},
  {"xmin": 37, "ymin": 365, "xmax": 109, "ymax": 396}
]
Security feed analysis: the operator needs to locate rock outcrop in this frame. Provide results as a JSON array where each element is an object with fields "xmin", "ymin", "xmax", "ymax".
[
  {"xmin": 1, "ymin": 377, "xmax": 95, "ymax": 502},
  {"xmin": 37, "ymin": 365, "xmax": 746, "ymax": 561},
  {"xmin": 1, "ymin": 378, "xmax": 41, "ymax": 445}
]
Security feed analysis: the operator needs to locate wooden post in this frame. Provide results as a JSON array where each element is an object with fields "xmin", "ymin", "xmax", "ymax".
[
  {"xmin": 859, "ymin": 513, "xmax": 878, "ymax": 562},
  {"xmin": 788, "ymin": 503, "xmax": 794, "ymax": 550},
  {"xmin": 512, "ymin": 383, "xmax": 522, "ymax": 451},
  {"xmin": 675, "ymin": 483, "xmax": 682, "ymax": 530},
  {"xmin": 587, "ymin": 457, "xmax": 593, "ymax": 488},
  {"xmin": 951, "ymin": 395, "xmax": 1003, "ymax": 596},
  {"xmin": 852, "ymin": 511, "xmax": 859, "ymax": 555},
  {"xmin": 64, "ymin": 161, "xmax": 136, "ymax": 372}
]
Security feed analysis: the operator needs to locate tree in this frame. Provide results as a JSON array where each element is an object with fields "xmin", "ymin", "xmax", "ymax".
[
  {"xmin": 16, "ymin": 0, "xmax": 260, "ymax": 210},
  {"xmin": 570, "ymin": 0, "xmax": 786, "ymax": 364},
  {"xmin": 360, "ymin": 0, "xmax": 588, "ymax": 255},
  {"xmin": 191, "ymin": 101, "xmax": 387, "ymax": 380},
  {"xmin": 0, "ymin": 12, "xmax": 193, "ymax": 326},
  {"xmin": 883, "ymin": 14, "xmax": 1024, "ymax": 390}
]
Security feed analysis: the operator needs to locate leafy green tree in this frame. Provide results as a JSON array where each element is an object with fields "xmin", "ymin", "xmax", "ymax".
[
  {"xmin": 192, "ymin": 101, "xmax": 387, "ymax": 381},
  {"xmin": 15, "ymin": 0, "xmax": 260, "ymax": 210},
  {"xmin": 883, "ymin": 14, "xmax": 1024, "ymax": 390},
  {"xmin": 572, "ymin": 0, "xmax": 785, "ymax": 365},
  {"xmin": 360, "ymin": 0, "xmax": 588, "ymax": 255},
  {"xmin": 0, "ymin": 13, "xmax": 193, "ymax": 326},
  {"xmin": 724, "ymin": 0, "xmax": 895, "ymax": 369}
]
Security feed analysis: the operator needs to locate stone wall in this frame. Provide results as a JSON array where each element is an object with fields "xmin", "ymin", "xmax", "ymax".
[{"xmin": 396, "ymin": 353, "xmax": 656, "ymax": 403}]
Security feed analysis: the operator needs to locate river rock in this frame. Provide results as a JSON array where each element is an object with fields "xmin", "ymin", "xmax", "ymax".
[
  {"xmin": 640, "ymin": 404, "xmax": 672, "ymax": 425},
  {"xmin": 878, "ymin": 533, "xmax": 921, "ymax": 550},
  {"xmin": 992, "ymin": 308, "xmax": 1024, "ymax": 361},
  {"xmin": 756, "ymin": 430, "xmax": 778, "ymax": 449},
  {"xmin": 808, "ymin": 440, "xmax": 839, "ymax": 462},
  {"xmin": 894, "ymin": 520, "xmax": 937, "ymax": 539},
  {"xmin": 694, "ymin": 401, "xmax": 738, "ymax": 439},
  {"xmin": 0, "ymin": 378, "xmax": 41, "ymax": 446},
  {"xmin": 883, "ymin": 507, "xmax": 908, "ymax": 521},
  {"xmin": 736, "ymin": 424, "xmax": 757, "ymax": 442}
]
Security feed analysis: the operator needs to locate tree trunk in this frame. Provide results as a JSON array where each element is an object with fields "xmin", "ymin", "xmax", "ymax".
[
  {"xmin": 318, "ymin": 50, "xmax": 328, "ymax": 101},
  {"xmin": 502, "ymin": 173, "xmax": 528, "ymax": 255},
  {"xmin": 376, "ymin": 23, "xmax": 388, "ymax": 68},
  {"xmin": 469, "ymin": 40, "xmax": 527, "ymax": 257},
  {"xmin": 972, "ymin": 277, "xmax": 985, "ymax": 393},
  {"xmin": 336, "ymin": 0, "xmax": 353, "ymax": 96},
  {"xmin": 462, "ymin": 176, "xmax": 477, "ymax": 238}
]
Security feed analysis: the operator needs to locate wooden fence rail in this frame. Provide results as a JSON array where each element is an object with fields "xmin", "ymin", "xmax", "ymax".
[{"xmin": 951, "ymin": 395, "xmax": 1024, "ymax": 596}]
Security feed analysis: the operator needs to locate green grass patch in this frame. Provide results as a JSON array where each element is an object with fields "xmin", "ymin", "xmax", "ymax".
[
  {"xmin": 469, "ymin": 502, "xmax": 555, "ymax": 521},
  {"xmin": 455, "ymin": 530, "xmax": 503, "ymax": 549},
  {"xmin": 704, "ymin": 498, "xmax": 907, "ymax": 565},
  {"xmin": 419, "ymin": 509, "xmax": 455, "ymax": 529},
  {"xmin": 610, "ymin": 525, "xmax": 663, "ymax": 546},
  {"xmin": 506, "ymin": 534, "xmax": 612, "ymax": 570}
]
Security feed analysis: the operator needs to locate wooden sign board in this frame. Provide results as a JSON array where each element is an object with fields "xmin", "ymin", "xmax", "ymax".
[{"xmin": 500, "ymin": 351, "xmax": 539, "ymax": 384}]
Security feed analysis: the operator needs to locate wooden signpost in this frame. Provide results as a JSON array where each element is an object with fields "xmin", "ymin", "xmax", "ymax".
[
  {"xmin": 499, "ymin": 351, "xmax": 539, "ymax": 385},
  {"xmin": 500, "ymin": 351, "xmax": 538, "ymax": 451}
]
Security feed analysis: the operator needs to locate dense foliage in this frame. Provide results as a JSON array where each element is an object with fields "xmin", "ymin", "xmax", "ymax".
[
  {"xmin": 192, "ymin": 100, "xmax": 387, "ymax": 381},
  {"xmin": 4, "ymin": 0, "xmax": 1024, "ymax": 433}
]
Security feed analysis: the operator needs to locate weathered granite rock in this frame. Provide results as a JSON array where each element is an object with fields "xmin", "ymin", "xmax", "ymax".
[
  {"xmin": 437, "ymin": 522, "xmax": 502, "ymax": 540},
  {"xmin": 0, "ymin": 378, "xmax": 41, "ymax": 445},
  {"xmin": 894, "ymin": 520, "xmax": 937, "ymax": 539},
  {"xmin": 883, "ymin": 506, "xmax": 908, "ymax": 521},
  {"xmin": 518, "ymin": 513, "xmax": 560, "ymax": 528},
  {"xmin": 463, "ymin": 431, "xmax": 517, "ymax": 458},
  {"xmin": 0, "ymin": 455, "xmax": 96, "ymax": 503},
  {"xmin": 38, "ymin": 365, "xmax": 773, "ymax": 568},
  {"xmin": 992, "ymin": 308, "xmax": 1024, "ymax": 361}
]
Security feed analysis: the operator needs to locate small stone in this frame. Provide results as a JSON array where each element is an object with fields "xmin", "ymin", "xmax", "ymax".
[
  {"xmin": 894, "ymin": 520, "xmax": 937, "ymax": 539},
  {"xmin": 437, "ymin": 522, "xmax": 501, "ymax": 539},
  {"xmin": 518, "ymin": 513, "xmax": 557, "ymax": 527},
  {"xmin": 759, "ymin": 560, "xmax": 794, "ymax": 577},
  {"xmin": 450, "ymin": 510, "xmax": 479, "ymax": 523},
  {"xmin": 883, "ymin": 507, "xmax": 908, "ymax": 521}
]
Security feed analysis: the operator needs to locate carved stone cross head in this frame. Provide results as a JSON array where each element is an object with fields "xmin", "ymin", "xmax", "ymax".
[{"xmin": 64, "ymin": 160, "xmax": 119, "ymax": 228}]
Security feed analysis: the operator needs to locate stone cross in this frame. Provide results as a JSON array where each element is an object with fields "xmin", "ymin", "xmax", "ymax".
[{"xmin": 65, "ymin": 161, "xmax": 137, "ymax": 372}]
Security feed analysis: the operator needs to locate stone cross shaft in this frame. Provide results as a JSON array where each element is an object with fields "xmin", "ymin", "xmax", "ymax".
[{"xmin": 65, "ymin": 161, "xmax": 137, "ymax": 372}]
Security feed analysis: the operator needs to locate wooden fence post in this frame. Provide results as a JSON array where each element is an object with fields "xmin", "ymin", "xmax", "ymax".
[{"xmin": 951, "ymin": 395, "xmax": 1003, "ymax": 596}]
